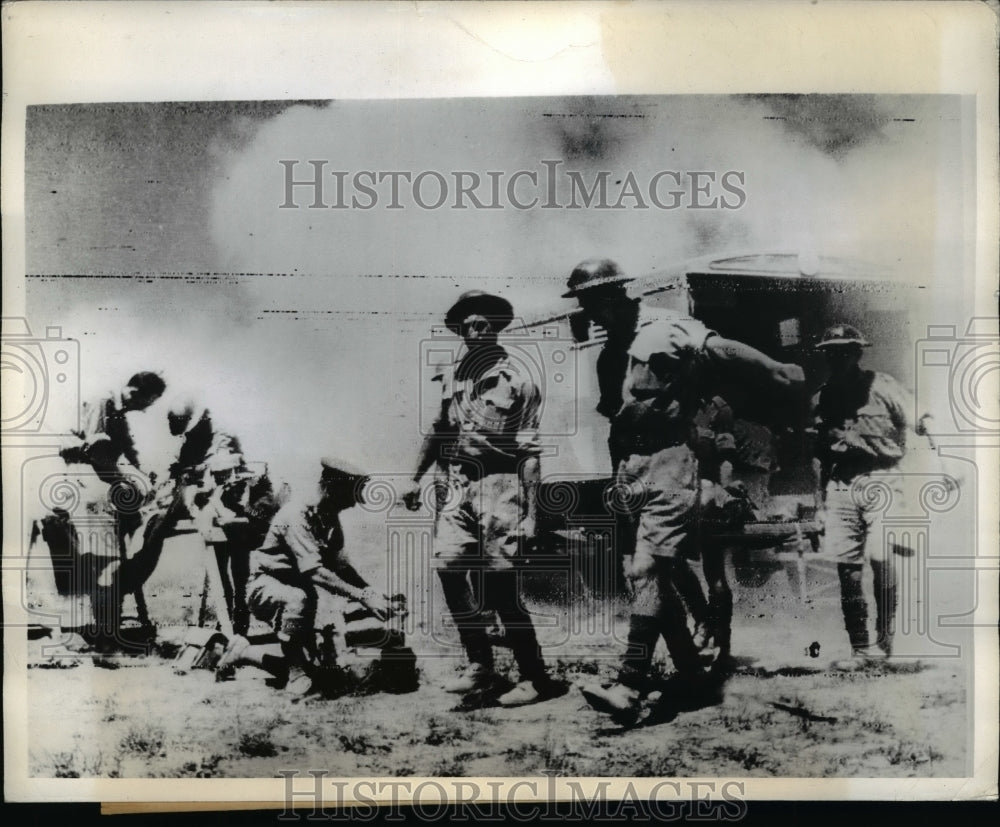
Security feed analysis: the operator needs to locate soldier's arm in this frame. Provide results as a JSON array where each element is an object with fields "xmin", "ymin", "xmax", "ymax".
[
  {"xmin": 409, "ymin": 372, "xmax": 450, "ymax": 486},
  {"xmin": 309, "ymin": 565, "xmax": 368, "ymax": 602},
  {"xmin": 404, "ymin": 417, "xmax": 446, "ymax": 511},
  {"xmin": 880, "ymin": 374, "xmax": 931, "ymax": 440},
  {"xmin": 123, "ymin": 441, "xmax": 142, "ymax": 471},
  {"xmin": 411, "ymin": 428, "xmax": 442, "ymax": 484},
  {"xmin": 516, "ymin": 382, "xmax": 543, "ymax": 535},
  {"xmin": 309, "ymin": 567, "xmax": 388, "ymax": 620},
  {"xmin": 60, "ymin": 399, "xmax": 102, "ymax": 464},
  {"xmin": 704, "ymin": 335, "xmax": 804, "ymax": 387},
  {"xmin": 329, "ymin": 557, "xmax": 370, "ymax": 591}
]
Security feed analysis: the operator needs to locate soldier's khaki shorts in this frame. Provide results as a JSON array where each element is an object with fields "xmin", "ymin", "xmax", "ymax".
[
  {"xmin": 617, "ymin": 444, "xmax": 700, "ymax": 562},
  {"xmin": 433, "ymin": 469, "xmax": 523, "ymax": 570},
  {"xmin": 824, "ymin": 474, "xmax": 904, "ymax": 564},
  {"xmin": 247, "ymin": 574, "xmax": 314, "ymax": 637}
]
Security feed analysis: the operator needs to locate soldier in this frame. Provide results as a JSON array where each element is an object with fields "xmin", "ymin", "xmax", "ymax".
[
  {"xmin": 564, "ymin": 259, "xmax": 804, "ymax": 725},
  {"xmin": 217, "ymin": 458, "xmax": 404, "ymax": 696},
  {"xmin": 60, "ymin": 371, "xmax": 167, "ymax": 490},
  {"xmin": 566, "ymin": 261, "xmax": 715, "ymax": 655},
  {"xmin": 403, "ymin": 290, "xmax": 567, "ymax": 708},
  {"xmin": 54, "ymin": 372, "xmax": 167, "ymax": 642},
  {"xmin": 165, "ymin": 400, "xmax": 257, "ymax": 635},
  {"xmin": 811, "ymin": 324, "xmax": 929, "ymax": 669},
  {"xmin": 692, "ymin": 394, "xmax": 779, "ymax": 668}
]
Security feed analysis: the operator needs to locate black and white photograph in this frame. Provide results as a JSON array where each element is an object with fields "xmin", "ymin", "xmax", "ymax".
[{"xmin": 2, "ymin": 0, "xmax": 997, "ymax": 809}]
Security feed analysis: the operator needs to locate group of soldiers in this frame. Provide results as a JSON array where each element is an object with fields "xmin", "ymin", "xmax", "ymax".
[
  {"xmin": 50, "ymin": 373, "xmax": 412, "ymax": 693},
  {"xmin": 46, "ymin": 256, "xmax": 931, "ymax": 724},
  {"xmin": 398, "ymin": 258, "xmax": 928, "ymax": 724}
]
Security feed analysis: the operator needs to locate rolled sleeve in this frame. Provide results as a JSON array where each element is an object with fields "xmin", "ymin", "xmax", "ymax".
[
  {"xmin": 629, "ymin": 316, "xmax": 713, "ymax": 363},
  {"xmin": 281, "ymin": 520, "xmax": 324, "ymax": 574},
  {"xmin": 873, "ymin": 373, "xmax": 913, "ymax": 433}
]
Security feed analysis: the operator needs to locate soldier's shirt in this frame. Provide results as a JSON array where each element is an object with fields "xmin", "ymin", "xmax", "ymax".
[
  {"xmin": 435, "ymin": 345, "xmax": 542, "ymax": 472},
  {"xmin": 73, "ymin": 391, "xmax": 139, "ymax": 468},
  {"xmin": 173, "ymin": 409, "xmax": 217, "ymax": 473},
  {"xmin": 431, "ymin": 346, "xmax": 542, "ymax": 566},
  {"xmin": 812, "ymin": 370, "xmax": 917, "ymax": 474},
  {"xmin": 611, "ymin": 309, "xmax": 715, "ymax": 453},
  {"xmin": 601, "ymin": 311, "xmax": 716, "ymax": 560},
  {"xmin": 249, "ymin": 501, "xmax": 347, "ymax": 585}
]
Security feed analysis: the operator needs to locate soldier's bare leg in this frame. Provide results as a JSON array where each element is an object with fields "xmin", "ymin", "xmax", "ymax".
[
  {"xmin": 437, "ymin": 569, "xmax": 493, "ymax": 673},
  {"xmin": 702, "ymin": 542, "xmax": 733, "ymax": 665}
]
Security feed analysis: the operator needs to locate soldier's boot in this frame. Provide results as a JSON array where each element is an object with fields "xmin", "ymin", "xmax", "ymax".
[
  {"xmin": 216, "ymin": 634, "xmax": 251, "ymax": 672},
  {"xmin": 658, "ymin": 587, "xmax": 720, "ymax": 712},
  {"xmin": 832, "ymin": 563, "xmax": 882, "ymax": 671},
  {"xmin": 871, "ymin": 559, "xmax": 898, "ymax": 659},
  {"xmin": 581, "ymin": 614, "xmax": 657, "ymax": 726},
  {"xmin": 280, "ymin": 633, "xmax": 319, "ymax": 697},
  {"xmin": 580, "ymin": 682, "xmax": 643, "ymax": 726},
  {"xmin": 443, "ymin": 662, "xmax": 496, "ymax": 693}
]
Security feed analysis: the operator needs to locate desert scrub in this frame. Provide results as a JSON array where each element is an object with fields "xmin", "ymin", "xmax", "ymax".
[
  {"xmin": 337, "ymin": 733, "xmax": 391, "ymax": 755},
  {"xmin": 418, "ymin": 716, "xmax": 470, "ymax": 747},
  {"xmin": 431, "ymin": 753, "xmax": 477, "ymax": 777},
  {"xmin": 505, "ymin": 727, "xmax": 578, "ymax": 774},
  {"xmin": 234, "ymin": 714, "xmax": 290, "ymax": 757},
  {"xmin": 119, "ymin": 724, "xmax": 166, "ymax": 759},
  {"xmin": 237, "ymin": 730, "xmax": 278, "ymax": 758},
  {"xmin": 178, "ymin": 754, "xmax": 225, "ymax": 777},
  {"xmin": 886, "ymin": 742, "xmax": 944, "ymax": 769},
  {"xmin": 45, "ymin": 748, "xmax": 121, "ymax": 778}
]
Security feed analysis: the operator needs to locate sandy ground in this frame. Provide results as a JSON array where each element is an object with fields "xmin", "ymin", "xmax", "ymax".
[{"xmin": 24, "ymin": 546, "xmax": 969, "ymax": 780}]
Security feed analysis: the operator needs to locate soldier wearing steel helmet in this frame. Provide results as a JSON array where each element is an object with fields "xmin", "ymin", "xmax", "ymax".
[
  {"xmin": 565, "ymin": 259, "xmax": 804, "ymax": 725},
  {"xmin": 811, "ymin": 323, "xmax": 929, "ymax": 670},
  {"xmin": 564, "ymin": 260, "xmax": 718, "ymax": 654}
]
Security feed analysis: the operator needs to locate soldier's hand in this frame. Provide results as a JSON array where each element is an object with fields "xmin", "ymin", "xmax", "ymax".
[
  {"xmin": 59, "ymin": 445, "xmax": 89, "ymax": 465},
  {"xmin": 387, "ymin": 593, "xmax": 409, "ymax": 621},
  {"xmin": 359, "ymin": 587, "xmax": 390, "ymax": 622},
  {"xmin": 774, "ymin": 362, "xmax": 805, "ymax": 386},
  {"xmin": 401, "ymin": 481, "xmax": 423, "ymax": 512}
]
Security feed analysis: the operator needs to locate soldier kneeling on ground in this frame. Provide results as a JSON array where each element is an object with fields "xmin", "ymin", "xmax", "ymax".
[{"xmin": 215, "ymin": 458, "xmax": 412, "ymax": 697}]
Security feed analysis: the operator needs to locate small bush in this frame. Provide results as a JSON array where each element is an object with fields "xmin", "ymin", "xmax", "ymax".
[
  {"xmin": 238, "ymin": 731, "xmax": 278, "ymax": 758},
  {"xmin": 337, "ymin": 733, "xmax": 390, "ymax": 755},
  {"xmin": 120, "ymin": 725, "xmax": 165, "ymax": 759}
]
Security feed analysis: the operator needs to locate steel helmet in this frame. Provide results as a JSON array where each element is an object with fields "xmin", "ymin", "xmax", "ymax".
[
  {"xmin": 815, "ymin": 324, "xmax": 871, "ymax": 349},
  {"xmin": 562, "ymin": 259, "xmax": 633, "ymax": 298}
]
